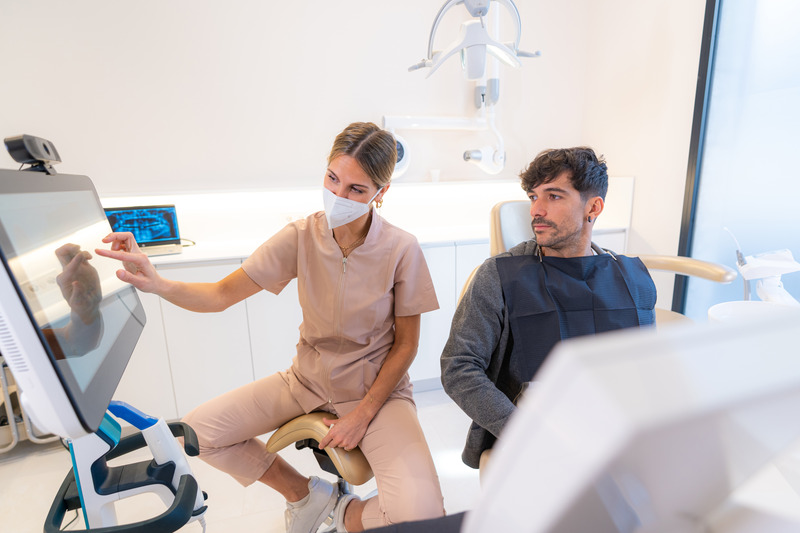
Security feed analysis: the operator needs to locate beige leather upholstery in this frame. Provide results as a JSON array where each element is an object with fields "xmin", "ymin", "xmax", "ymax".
[
  {"xmin": 266, "ymin": 412, "xmax": 373, "ymax": 486},
  {"xmin": 488, "ymin": 200, "xmax": 738, "ymax": 324},
  {"xmin": 632, "ymin": 255, "xmax": 737, "ymax": 325},
  {"xmin": 459, "ymin": 266, "xmax": 480, "ymax": 304},
  {"xmin": 632, "ymin": 254, "xmax": 737, "ymax": 284},
  {"xmin": 652, "ymin": 308, "xmax": 693, "ymax": 325},
  {"xmin": 479, "ymin": 449, "xmax": 492, "ymax": 484},
  {"xmin": 490, "ymin": 200, "xmax": 531, "ymax": 257}
]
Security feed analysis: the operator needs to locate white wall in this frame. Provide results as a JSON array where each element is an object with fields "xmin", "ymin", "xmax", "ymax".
[
  {"xmin": 0, "ymin": 0, "xmax": 706, "ymax": 305},
  {"xmin": 0, "ymin": 1, "xmax": 585, "ymax": 193},
  {"xmin": 581, "ymin": 0, "xmax": 708, "ymax": 305}
]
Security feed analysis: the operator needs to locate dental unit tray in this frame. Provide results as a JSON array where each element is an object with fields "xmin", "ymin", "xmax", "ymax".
[{"xmin": 738, "ymin": 249, "xmax": 800, "ymax": 280}]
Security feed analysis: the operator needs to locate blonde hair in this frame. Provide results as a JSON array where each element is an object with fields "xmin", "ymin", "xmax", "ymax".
[{"xmin": 328, "ymin": 122, "xmax": 397, "ymax": 189}]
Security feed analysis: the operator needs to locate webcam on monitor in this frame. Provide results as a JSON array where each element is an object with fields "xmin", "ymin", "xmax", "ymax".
[{"xmin": 3, "ymin": 134, "xmax": 62, "ymax": 175}]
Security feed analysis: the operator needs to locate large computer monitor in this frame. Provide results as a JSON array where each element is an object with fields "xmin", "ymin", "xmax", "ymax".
[
  {"xmin": 466, "ymin": 310, "xmax": 800, "ymax": 532},
  {"xmin": 0, "ymin": 169, "xmax": 145, "ymax": 439}
]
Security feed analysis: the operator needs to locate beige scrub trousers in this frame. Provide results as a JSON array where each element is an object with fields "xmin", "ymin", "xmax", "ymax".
[{"xmin": 182, "ymin": 211, "xmax": 446, "ymax": 528}]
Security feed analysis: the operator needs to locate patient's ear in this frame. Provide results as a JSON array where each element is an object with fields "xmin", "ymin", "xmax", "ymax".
[{"xmin": 587, "ymin": 196, "xmax": 604, "ymax": 219}]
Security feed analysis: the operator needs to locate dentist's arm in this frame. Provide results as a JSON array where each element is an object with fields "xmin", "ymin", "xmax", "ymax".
[{"xmin": 96, "ymin": 232, "xmax": 261, "ymax": 312}]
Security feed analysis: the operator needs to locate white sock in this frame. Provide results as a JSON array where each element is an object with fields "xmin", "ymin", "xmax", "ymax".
[{"xmin": 287, "ymin": 479, "xmax": 315, "ymax": 507}]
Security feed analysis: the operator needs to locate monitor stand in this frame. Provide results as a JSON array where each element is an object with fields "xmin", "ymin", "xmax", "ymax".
[{"xmin": 44, "ymin": 402, "xmax": 208, "ymax": 532}]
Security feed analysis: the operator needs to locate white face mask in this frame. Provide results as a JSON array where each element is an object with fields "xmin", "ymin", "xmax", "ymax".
[{"xmin": 322, "ymin": 186, "xmax": 382, "ymax": 229}]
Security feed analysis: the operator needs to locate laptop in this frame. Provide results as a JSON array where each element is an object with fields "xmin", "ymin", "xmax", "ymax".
[{"xmin": 104, "ymin": 204, "xmax": 183, "ymax": 256}]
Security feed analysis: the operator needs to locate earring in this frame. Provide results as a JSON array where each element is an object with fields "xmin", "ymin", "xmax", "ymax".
[
  {"xmin": 376, "ymin": 199, "xmax": 383, "ymax": 208},
  {"xmin": 587, "ymin": 216, "xmax": 592, "ymax": 223}
]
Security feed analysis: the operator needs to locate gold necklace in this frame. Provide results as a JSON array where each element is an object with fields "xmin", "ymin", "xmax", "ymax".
[{"xmin": 337, "ymin": 228, "xmax": 369, "ymax": 255}]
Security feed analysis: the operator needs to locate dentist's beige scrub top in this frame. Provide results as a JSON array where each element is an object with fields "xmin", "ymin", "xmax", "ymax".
[{"xmin": 241, "ymin": 210, "xmax": 439, "ymax": 414}]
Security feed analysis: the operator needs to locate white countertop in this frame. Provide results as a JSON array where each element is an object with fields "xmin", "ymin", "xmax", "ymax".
[{"xmin": 103, "ymin": 178, "xmax": 633, "ymax": 266}]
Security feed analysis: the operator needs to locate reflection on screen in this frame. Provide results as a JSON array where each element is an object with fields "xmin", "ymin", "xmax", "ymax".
[{"xmin": 0, "ymin": 190, "xmax": 140, "ymax": 392}]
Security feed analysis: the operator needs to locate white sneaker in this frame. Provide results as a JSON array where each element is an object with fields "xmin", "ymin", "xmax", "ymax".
[
  {"xmin": 333, "ymin": 493, "xmax": 360, "ymax": 533},
  {"xmin": 285, "ymin": 476, "xmax": 338, "ymax": 533}
]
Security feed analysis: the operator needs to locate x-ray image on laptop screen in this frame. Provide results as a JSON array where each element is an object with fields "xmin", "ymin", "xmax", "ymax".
[{"xmin": 104, "ymin": 205, "xmax": 181, "ymax": 247}]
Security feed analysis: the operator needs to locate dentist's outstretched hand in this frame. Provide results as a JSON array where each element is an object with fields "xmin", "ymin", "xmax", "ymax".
[{"xmin": 95, "ymin": 232, "xmax": 163, "ymax": 294}]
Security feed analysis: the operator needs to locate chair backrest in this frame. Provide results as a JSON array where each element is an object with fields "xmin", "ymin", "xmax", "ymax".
[
  {"xmin": 490, "ymin": 201, "xmax": 532, "ymax": 256},
  {"xmin": 488, "ymin": 200, "xmax": 738, "ymax": 324}
]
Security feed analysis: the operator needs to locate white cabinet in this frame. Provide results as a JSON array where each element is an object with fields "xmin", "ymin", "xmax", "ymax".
[
  {"xmin": 594, "ymin": 229, "xmax": 627, "ymax": 253},
  {"xmin": 156, "ymin": 261, "xmax": 254, "ymax": 417},
  {"xmin": 412, "ymin": 245, "xmax": 457, "ymax": 387},
  {"xmin": 411, "ymin": 242, "xmax": 490, "ymax": 388},
  {"xmin": 113, "ymin": 291, "xmax": 178, "ymax": 420},
  {"xmin": 247, "ymin": 279, "xmax": 303, "ymax": 381},
  {"xmin": 455, "ymin": 242, "xmax": 490, "ymax": 296}
]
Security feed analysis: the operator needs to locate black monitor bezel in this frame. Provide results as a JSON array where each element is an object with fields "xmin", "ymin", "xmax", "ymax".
[{"xmin": 0, "ymin": 169, "xmax": 146, "ymax": 433}]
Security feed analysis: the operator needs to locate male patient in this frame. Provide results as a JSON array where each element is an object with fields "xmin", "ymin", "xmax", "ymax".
[{"xmin": 441, "ymin": 147, "xmax": 657, "ymax": 469}]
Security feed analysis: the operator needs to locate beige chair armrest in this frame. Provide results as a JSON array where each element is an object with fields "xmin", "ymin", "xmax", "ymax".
[
  {"xmin": 266, "ymin": 412, "xmax": 373, "ymax": 486},
  {"xmin": 633, "ymin": 254, "xmax": 737, "ymax": 284},
  {"xmin": 655, "ymin": 308, "xmax": 693, "ymax": 326}
]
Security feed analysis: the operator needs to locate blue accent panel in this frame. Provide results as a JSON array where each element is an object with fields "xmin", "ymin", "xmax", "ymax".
[
  {"xmin": 97, "ymin": 413, "xmax": 122, "ymax": 447},
  {"xmin": 108, "ymin": 400, "xmax": 158, "ymax": 430},
  {"xmin": 67, "ymin": 440, "xmax": 91, "ymax": 530}
]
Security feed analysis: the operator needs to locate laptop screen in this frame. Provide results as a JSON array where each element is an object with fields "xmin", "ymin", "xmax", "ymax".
[{"xmin": 104, "ymin": 205, "xmax": 181, "ymax": 248}]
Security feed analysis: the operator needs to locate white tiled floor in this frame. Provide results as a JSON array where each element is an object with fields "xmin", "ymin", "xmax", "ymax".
[{"xmin": 0, "ymin": 388, "xmax": 480, "ymax": 532}]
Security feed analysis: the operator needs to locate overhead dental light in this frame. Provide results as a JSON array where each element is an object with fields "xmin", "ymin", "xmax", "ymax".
[
  {"xmin": 385, "ymin": 0, "xmax": 538, "ymax": 176},
  {"xmin": 409, "ymin": 0, "xmax": 538, "ymax": 80}
]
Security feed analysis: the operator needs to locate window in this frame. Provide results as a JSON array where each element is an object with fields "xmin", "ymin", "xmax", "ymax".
[{"xmin": 679, "ymin": 0, "xmax": 800, "ymax": 319}]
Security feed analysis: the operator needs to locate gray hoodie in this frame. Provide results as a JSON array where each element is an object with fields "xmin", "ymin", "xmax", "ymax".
[{"xmin": 440, "ymin": 240, "xmax": 536, "ymax": 468}]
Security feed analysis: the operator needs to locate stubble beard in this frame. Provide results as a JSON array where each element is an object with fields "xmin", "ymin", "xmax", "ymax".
[{"xmin": 532, "ymin": 219, "xmax": 583, "ymax": 252}]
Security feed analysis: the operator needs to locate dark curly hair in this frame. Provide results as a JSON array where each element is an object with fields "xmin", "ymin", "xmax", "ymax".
[{"xmin": 519, "ymin": 147, "xmax": 608, "ymax": 200}]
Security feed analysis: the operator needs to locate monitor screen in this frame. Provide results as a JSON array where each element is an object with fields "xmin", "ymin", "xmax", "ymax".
[
  {"xmin": 0, "ymin": 169, "xmax": 145, "ymax": 438},
  {"xmin": 465, "ymin": 310, "xmax": 800, "ymax": 532},
  {"xmin": 104, "ymin": 205, "xmax": 181, "ymax": 247}
]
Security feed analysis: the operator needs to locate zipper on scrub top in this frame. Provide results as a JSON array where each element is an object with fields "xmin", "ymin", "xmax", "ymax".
[
  {"xmin": 326, "ymin": 255, "xmax": 349, "ymax": 404},
  {"xmin": 334, "ymin": 256, "xmax": 347, "ymax": 335}
]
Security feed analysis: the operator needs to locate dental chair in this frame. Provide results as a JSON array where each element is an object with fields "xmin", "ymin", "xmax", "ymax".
[
  {"xmin": 488, "ymin": 200, "xmax": 737, "ymax": 324},
  {"xmin": 464, "ymin": 200, "xmax": 737, "ymax": 479},
  {"xmin": 266, "ymin": 412, "xmax": 374, "ymax": 528}
]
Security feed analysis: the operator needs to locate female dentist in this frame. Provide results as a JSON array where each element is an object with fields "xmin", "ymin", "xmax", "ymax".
[{"xmin": 96, "ymin": 122, "xmax": 445, "ymax": 533}]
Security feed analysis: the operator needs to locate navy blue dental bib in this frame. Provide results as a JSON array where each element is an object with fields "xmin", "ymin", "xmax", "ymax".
[{"xmin": 495, "ymin": 244, "xmax": 656, "ymax": 404}]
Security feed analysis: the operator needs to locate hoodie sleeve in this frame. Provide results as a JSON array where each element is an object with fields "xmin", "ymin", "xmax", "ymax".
[{"xmin": 440, "ymin": 257, "xmax": 516, "ymax": 438}]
